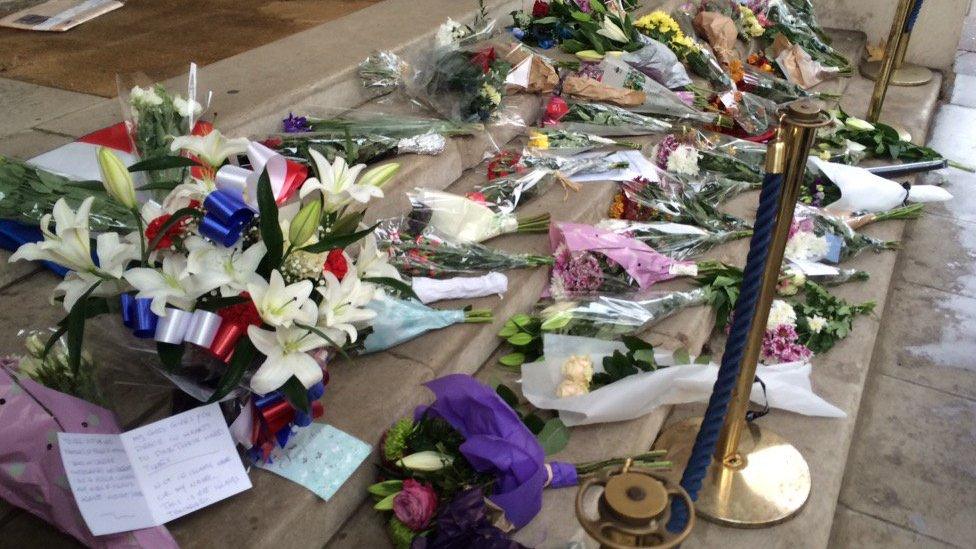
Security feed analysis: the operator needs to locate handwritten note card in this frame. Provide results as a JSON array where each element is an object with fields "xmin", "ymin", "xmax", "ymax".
[
  {"xmin": 254, "ymin": 423, "xmax": 370, "ymax": 501},
  {"xmin": 58, "ymin": 403, "xmax": 251, "ymax": 536}
]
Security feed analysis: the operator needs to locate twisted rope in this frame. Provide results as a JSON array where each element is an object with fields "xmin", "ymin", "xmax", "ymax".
[
  {"xmin": 667, "ymin": 172, "xmax": 785, "ymax": 533},
  {"xmin": 904, "ymin": 0, "xmax": 924, "ymax": 32}
]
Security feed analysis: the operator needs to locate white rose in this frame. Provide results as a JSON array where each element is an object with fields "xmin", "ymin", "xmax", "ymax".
[
  {"xmin": 556, "ymin": 379, "xmax": 590, "ymax": 398},
  {"xmin": 561, "ymin": 355, "xmax": 594, "ymax": 383},
  {"xmin": 806, "ymin": 315, "xmax": 827, "ymax": 334},
  {"xmin": 173, "ymin": 96, "xmax": 202, "ymax": 118},
  {"xmin": 767, "ymin": 299, "xmax": 797, "ymax": 329}
]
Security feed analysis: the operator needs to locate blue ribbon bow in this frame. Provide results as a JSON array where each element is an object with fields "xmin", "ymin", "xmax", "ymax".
[
  {"xmin": 120, "ymin": 293, "xmax": 158, "ymax": 338},
  {"xmin": 200, "ymin": 190, "xmax": 255, "ymax": 247}
]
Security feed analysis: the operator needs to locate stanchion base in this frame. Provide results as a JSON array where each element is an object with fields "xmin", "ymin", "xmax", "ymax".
[
  {"xmin": 859, "ymin": 59, "xmax": 933, "ymax": 86},
  {"xmin": 652, "ymin": 418, "xmax": 811, "ymax": 528}
]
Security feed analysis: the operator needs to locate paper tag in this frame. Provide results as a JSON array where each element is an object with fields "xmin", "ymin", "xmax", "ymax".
[
  {"xmin": 822, "ymin": 233, "xmax": 844, "ymax": 264},
  {"xmin": 58, "ymin": 403, "xmax": 251, "ymax": 535},
  {"xmin": 253, "ymin": 424, "xmax": 371, "ymax": 501},
  {"xmin": 788, "ymin": 259, "xmax": 839, "ymax": 276}
]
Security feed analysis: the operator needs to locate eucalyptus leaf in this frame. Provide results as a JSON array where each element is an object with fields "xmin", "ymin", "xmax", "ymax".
[{"xmin": 536, "ymin": 418, "xmax": 570, "ymax": 456}]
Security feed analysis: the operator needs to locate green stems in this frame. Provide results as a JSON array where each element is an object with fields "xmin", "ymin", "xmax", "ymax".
[
  {"xmin": 463, "ymin": 309, "xmax": 495, "ymax": 323},
  {"xmin": 132, "ymin": 208, "xmax": 148, "ymax": 265},
  {"xmin": 516, "ymin": 213, "xmax": 551, "ymax": 234},
  {"xmin": 574, "ymin": 450, "xmax": 671, "ymax": 476}
]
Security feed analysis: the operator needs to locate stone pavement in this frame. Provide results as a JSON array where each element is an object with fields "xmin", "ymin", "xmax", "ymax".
[{"xmin": 827, "ymin": 20, "xmax": 976, "ymax": 549}]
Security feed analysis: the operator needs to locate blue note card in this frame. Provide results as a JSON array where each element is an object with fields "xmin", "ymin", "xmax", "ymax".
[
  {"xmin": 253, "ymin": 423, "xmax": 371, "ymax": 500},
  {"xmin": 823, "ymin": 233, "xmax": 844, "ymax": 264}
]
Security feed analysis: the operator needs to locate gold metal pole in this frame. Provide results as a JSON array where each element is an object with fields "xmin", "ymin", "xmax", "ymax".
[
  {"xmin": 866, "ymin": 0, "xmax": 920, "ymax": 122},
  {"xmin": 653, "ymin": 100, "xmax": 829, "ymax": 527},
  {"xmin": 860, "ymin": 0, "xmax": 933, "ymax": 87}
]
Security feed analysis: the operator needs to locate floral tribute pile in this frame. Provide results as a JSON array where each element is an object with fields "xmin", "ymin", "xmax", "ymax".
[{"xmin": 0, "ymin": 0, "xmax": 965, "ymax": 546}]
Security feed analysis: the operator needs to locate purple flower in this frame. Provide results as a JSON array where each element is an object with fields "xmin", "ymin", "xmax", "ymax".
[
  {"xmin": 573, "ymin": 0, "xmax": 593, "ymax": 13},
  {"xmin": 654, "ymin": 135, "xmax": 681, "ymax": 169},
  {"xmin": 394, "ymin": 479, "xmax": 439, "ymax": 531},
  {"xmin": 282, "ymin": 112, "xmax": 311, "ymax": 133},
  {"xmin": 411, "ymin": 488, "xmax": 526, "ymax": 549},
  {"xmin": 760, "ymin": 325, "xmax": 813, "ymax": 363},
  {"xmin": 554, "ymin": 250, "xmax": 604, "ymax": 293}
]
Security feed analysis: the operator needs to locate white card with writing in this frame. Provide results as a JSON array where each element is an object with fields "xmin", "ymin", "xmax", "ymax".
[{"xmin": 58, "ymin": 403, "xmax": 251, "ymax": 536}]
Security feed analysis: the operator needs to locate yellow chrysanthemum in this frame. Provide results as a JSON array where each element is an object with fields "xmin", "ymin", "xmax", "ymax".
[{"xmin": 528, "ymin": 131, "xmax": 550, "ymax": 149}]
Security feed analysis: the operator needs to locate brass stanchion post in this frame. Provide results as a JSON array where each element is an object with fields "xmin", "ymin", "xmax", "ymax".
[
  {"xmin": 866, "ymin": 0, "xmax": 923, "ymax": 124},
  {"xmin": 860, "ymin": 0, "xmax": 934, "ymax": 87},
  {"xmin": 654, "ymin": 100, "xmax": 830, "ymax": 528}
]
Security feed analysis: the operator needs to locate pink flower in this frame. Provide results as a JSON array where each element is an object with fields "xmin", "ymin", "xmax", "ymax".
[
  {"xmin": 393, "ymin": 479, "xmax": 438, "ymax": 531},
  {"xmin": 554, "ymin": 250, "xmax": 604, "ymax": 293}
]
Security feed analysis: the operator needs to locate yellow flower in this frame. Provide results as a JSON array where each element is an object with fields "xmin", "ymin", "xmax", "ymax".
[
  {"xmin": 528, "ymin": 131, "xmax": 550, "ymax": 150},
  {"xmin": 609, "ymin": 193, "xmax": 625, "ymax": 218}
]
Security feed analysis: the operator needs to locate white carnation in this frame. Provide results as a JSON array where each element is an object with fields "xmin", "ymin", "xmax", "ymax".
[
  {"xmin": 666, "ymin": 145, "xmax": 700, "ymax": 176},
  {"xmin": 173, "ymin": 96, "xmax": 203, "ymax": 118},
  {"xmin": 435, "ymin": 18, "xmax": 468, "ymax": 48},
  {"xmin": 767, "ymin": 299, "xmax": 797, "ymax": 329},
  {"xmin": 130, "ymin": 85, "xmax": 163, "ymax": 107},
  {"xmin": 785, "ymin": 231, "xmax": 829, "ymax": 262},
  {"xmin": 806, "ymin": 315, "xmax": 827, "ymax": 333}
]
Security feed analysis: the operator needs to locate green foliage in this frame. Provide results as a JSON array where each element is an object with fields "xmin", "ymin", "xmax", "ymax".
[
  {"xmin": 590, "ymin": 336, "xmax": 661, "ymax": 390},
  {"xmin": 794, "ymin": 282, "xmax": 874, "ymax": 354}
]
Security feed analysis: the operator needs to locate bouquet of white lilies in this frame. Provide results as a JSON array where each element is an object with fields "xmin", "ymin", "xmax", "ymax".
[{"xmin": 10, "ymin": 124, "xmax": 404, "ymax": 455}]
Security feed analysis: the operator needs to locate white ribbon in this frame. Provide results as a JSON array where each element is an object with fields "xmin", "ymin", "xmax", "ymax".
[
  {"xmin": 214, "ymin": 141, "xmax": 289, "ymax": 207},
  {"xmin": 154, "ymin": 308, "xmax": 223, "ymax": 347}
]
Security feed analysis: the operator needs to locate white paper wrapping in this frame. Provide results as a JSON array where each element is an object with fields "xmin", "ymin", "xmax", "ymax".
[
  {"xmin": 811, "ymin": 157, "xmax": 952, "ymax": 213},
  {"xmin": 521, "ymin": 334, "xmax": 845, "ymax": 426},
  {"xmin": 411, "ymin": 272, "xmax": 508, "ymax": 304}
]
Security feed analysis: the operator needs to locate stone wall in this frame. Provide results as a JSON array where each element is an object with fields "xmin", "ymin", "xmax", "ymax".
[{"xmin": 812, "ymin": 0, "xmax": 969, "ymax": 71}]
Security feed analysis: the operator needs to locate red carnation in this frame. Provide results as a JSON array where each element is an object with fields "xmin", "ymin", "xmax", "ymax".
[
  {"xmin": 145, "ymin": 214, "xmax": 188, "ymax": 250},
  {"xmin": 218, "ymin": 295, "xmax": 263, "ymax": 328},
  {"xmin": 470, "ymin": 47, "xmax": 497, "ymax": 74},
  {"xmin": 543, "ymin": 96, "xmax": 570, "ymax": 126},
  {"xmin": 466, "ymin": 191, "xmax": 488, "ymax": 204},
  {"xmin": 323, "ymin": 249, "xmax": 349, "ymax": 281},
  {"xmin": 532, "ymin": 0, "xmax": 550, "ymax": 17}
]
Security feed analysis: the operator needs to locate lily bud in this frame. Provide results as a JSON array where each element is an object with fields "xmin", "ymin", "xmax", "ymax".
[
  {"xmin": 289, "ymin": 199, "xmax": 322, "ymax": 247},
  {"xmin": 358, "ymin": 163, "xmax": 400, "ymax": 190},
  {"xmin": 575, "ymin": 49, "xmax": 605, "ymax": 62},
  {"xmin": 844, "ymin": 117, "xmax": 875, "ymax": 132},
  {"xmin": 397, "ymin": 451, "xmax": 453, "ymax": 472},
  {"xmin": 97, "ymin": 147, "xmax": 138, "ymax": 209}
]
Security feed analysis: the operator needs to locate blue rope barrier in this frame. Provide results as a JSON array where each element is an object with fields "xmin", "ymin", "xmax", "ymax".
[
  {"xmin": 904, "ymin": 0, "xmax": 924, "ymax": 32},
  {"xmin": 667, "ymin": 171, "xmax": 786, "ymax": 533}
]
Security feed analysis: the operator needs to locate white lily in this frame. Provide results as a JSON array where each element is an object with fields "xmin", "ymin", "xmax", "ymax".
[
  {"xmin": 247, "ymin": 325, "xmax": 326, "ymax": 394},
  {"xmin": 247, "ymin": 270, "xmax": 318, "ymax": 328},
  {"xmin": 10, "ymin": 197, "xmax": 97, "ymax": 272},
  {"xmin": 299, "ymin": 149, "xmax": 383, "ymax": 211},
  {"xmin": 355, "ymin": 233, "xmax": 401, "ymax": 280},
  {"xmin": 54, "ymin": 232, "xmax": 139, "ymax": 311},
  {"xmin": 596, "ymin": 18, "xmax": 630, "ymax": 43},
  {"xmin": 315, "ymin": 272, "xmax": 377, "ymax": 346},
  {"xmin": 187, "ymin": 238, "xmax": 267, "ymax": 297},
  {"xmin": 123, "ymin": 255, "xmax": 206, "ymax": 316},
  {"xmin": 169, "ymin": 129, "xmax": 249, "ymax": 168}
]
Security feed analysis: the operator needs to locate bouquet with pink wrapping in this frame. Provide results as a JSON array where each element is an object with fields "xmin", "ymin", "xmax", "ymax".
[
  {"xmin": 0, "ymin": 365, "xmax": 178, "ymax": 548},
  {"xmin": 546, "ymin": 222, "xmax": 700, "ymax": 299}
]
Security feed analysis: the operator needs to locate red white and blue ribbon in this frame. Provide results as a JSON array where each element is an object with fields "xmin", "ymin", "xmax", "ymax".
[
  {"xmin": 199, "ymin": 189, "xmax": 255, "ymax": 247},
  {"xmin": 215, "ymin": 142, "xmax": 307, "ymax": 208}
]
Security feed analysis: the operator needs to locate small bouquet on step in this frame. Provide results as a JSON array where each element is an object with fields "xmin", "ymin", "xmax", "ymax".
[
  {"xmin": 614, "ymin": 176, "xmax": 750, "ymax": 232},
  {"xmin": 496, "ymin": 289, "xmax": 711, "ymax": 367},
  {"xmin": 407, "ymin": 188, "xmax": 550, "ymax": 243},
  {"xmin": 596, "ymin": 218, "xmax": 752, "ymax": 260},
  {"xmin": 369, "ymin": 374, "xmax": 669, "ymax": 547},
  {"xmin": 544, "ymin": 99, "xmax": 674, "ymax": 136},
  {"xmin": 546, "ymin": 222, "xmax": 703, "ymax": 299},
  {"xmin": 374, "ymin": 216, "xmax": 554, "ymax": 278}
]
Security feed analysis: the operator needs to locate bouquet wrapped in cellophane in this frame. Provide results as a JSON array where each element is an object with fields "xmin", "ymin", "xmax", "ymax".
[
  {"xmin": 373, "ymin": 215, "xmax": 553, "ymax": 278},
  {"xmin": 8, "ymin": 123, "xmax": 408, "ymax": 460},
  {"xmin": 546, "ymin": 222, "xmax": 702, "ymax": 299},
  {"xmin": 614, "ymin": 176, "xmax": 750, "ymax": 232},
  {"xmin": 596, "ymin": 218, "xmax": 752, "ymax": 260}
]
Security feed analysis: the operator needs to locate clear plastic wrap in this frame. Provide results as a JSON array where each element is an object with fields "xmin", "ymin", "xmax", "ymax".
[
  {"xmin": 297, "ymin": 108, "xmax": 484, "ymax": 138},
  {"xmin": 538, "ymin": 289, "xmax": 710, "ymax": 338},
  {"xmin": 0, "ymin": 156, "xmax": 135, "ymax": 232},
  {"xmin": 406, "ymin": 187, "xmax": 548, "ymax": 243},
  {"xmin": 596, "ymin": 218, "xmax": 752, "ymax": 260},
  {"xmin": 762, "ymin": 0, "xmax": 853, "ymax": 75},
  {"xmin": 618, "ymin": 173, "xmax": 751, "ymax": 231},
  {"xmin": 526, "ymin": 128, "xmax": 641, "ymax": 156},
  {"xmin": 794, "ymin": 205, "xmax": 898, "ymax": 263},
  {"xmin": 623, "ymin": 34, "xmax": 694, "ymax": 89},
  {"xmin": 374, "ymin": 216, "xmax": 553, "ymax": 278},
  {"xmin": 552, "ymin": 101, "xmax": 673, "ymax": 136}
]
